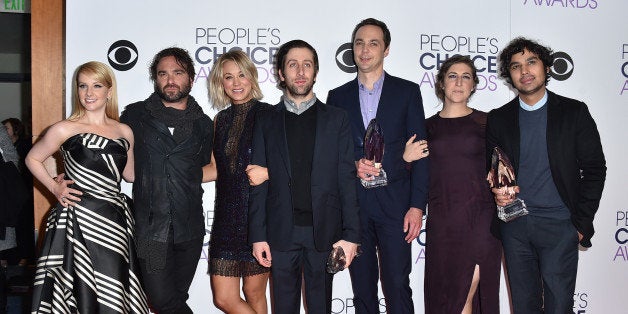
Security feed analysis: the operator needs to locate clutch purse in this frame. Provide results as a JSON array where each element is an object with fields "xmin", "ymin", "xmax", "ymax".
[{"xmin": 326, "ymin": 246, "xmax": 346, "ymax": 274}]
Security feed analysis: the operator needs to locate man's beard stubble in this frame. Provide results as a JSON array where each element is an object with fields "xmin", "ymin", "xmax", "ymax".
[{"xmin": 155, "ymin": 82, "xmax": 192, "ymax": 103}]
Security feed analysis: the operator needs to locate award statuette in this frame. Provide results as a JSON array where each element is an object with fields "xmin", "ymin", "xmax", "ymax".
[
  {"xmin": 488, "ymin": 146, "xmax": 528, "ymax": 222},
  {"xmin": 361, "ymin": 119, "xmax": 387, "ymax": 188}
]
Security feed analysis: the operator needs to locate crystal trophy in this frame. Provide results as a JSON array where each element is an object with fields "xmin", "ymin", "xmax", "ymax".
[
  {"xmin": 361, "ymin": 119, "xmax": 387, "ymax": 188},
  {"xmin": 488, "ymin": 147, "xmax": 528, "ymax": 222}
]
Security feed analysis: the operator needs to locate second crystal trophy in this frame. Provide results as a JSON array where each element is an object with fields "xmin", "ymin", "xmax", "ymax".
[
  {"xmin": 361, "ymin": 119, "xmax": 387, "ymax": 188},
  {"xmin": 488, "ymin": 146, "xmax": 528, "ymax": 222}
]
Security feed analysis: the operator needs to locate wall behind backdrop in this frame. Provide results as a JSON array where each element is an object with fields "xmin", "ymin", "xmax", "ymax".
[{"xmin": 65, "ymin": 0, "xmax": 626, "ymax": 313}]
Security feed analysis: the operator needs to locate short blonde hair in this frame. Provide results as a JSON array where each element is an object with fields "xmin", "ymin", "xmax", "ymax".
[
  {"xmin": 208, "ymin": 50, "xmax": 263, "ymax": 110},
  {"xmin": 69, "ymin": 61, "xmax": 119, "ymax": 121}
]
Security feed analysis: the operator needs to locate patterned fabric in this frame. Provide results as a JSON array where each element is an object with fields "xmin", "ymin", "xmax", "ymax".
[
  {"xmin": 209, "ymin": 101, "xmax": 270, "ymax": 277},
  {"xmin": 0, "ymin": 125, "xmax": 18, "ymax": 166},
  {"xmin": 32, "ymin": 133, "xmax": 148, "ymax": 314}
]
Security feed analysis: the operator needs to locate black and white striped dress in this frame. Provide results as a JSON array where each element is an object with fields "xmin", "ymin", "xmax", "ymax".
[{"xmin": 32, "ymin": 133, "xmax": 148, "ymax": 314}]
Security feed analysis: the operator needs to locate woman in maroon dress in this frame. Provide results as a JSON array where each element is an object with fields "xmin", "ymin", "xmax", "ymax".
[{"xmin": 404, "ymin": 55, "xmax": 502, "ymax": 313}]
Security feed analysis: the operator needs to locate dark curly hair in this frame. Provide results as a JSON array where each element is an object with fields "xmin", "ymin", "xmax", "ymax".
[
  {"xmin": 498, "ymin": 37, "xmax": 553, "ymax": 87},
  {"xmin": 149, "ymin": 47, "xmax": 195, "ymax": 82},
  {"xmin": 435, "ymin": 55, "xmax": 479, "ymax": 103},
  {"xmin": 351, "ymin": 18, "xmax": 391, "ymax": 49},
  {"xmin": 274, "ymin": 39, "xmax": 319, "ymax": 90}
]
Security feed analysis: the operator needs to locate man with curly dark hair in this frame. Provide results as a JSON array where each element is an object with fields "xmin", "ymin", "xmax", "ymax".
[{"xmin": 487, "ymin": 37, "xmax": 606, "ymax": 313}]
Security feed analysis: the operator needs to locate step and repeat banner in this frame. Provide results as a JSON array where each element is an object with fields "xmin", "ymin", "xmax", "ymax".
[{"xmin": 66, "ymin": 1, "xmax": 626, "ymax": 313}]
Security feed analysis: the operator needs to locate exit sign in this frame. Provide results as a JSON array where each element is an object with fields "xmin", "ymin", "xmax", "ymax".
[{"xmin": 1, "ymin": 0, "xmax": 30, "ymax": 13}]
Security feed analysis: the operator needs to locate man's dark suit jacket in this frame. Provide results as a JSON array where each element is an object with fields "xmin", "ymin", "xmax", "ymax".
[
  {"xmin": 486, "ymin": 90, "xmax": 606, "ymax": 247},
  {"xmin": 248, "ymin": 99, "xmax": 360, "ymax": 252},
  {"xmin": 326, "ymin": 73, "xmax": 429, "ymax": 219}
]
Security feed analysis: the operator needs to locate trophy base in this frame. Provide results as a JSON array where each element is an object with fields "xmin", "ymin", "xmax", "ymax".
[
  {"xmin": 497, "ymin": 198, "xmax": 528, "ymax": 222},
  {"xmin": 361, "ymin": 169, "xmax": 388, "ymax": 189}
]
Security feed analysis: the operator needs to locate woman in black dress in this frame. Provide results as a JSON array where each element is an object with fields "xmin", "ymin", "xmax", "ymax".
[
  {"xmin": 405, "ymin": 55, "xmax": 502, "ymax": 313},
  {"xmin": 207, "ymin": 50, "xmax": 271, "ymax": 313}
]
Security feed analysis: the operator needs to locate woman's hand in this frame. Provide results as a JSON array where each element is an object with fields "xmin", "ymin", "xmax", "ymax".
[
  {"xmin": 53, "ymin": 173, "xmax": 82, "ymax": 207},
  {"xmin": 403, "ymin": 134, "xmax": 429, "ymax": 162},
  {"xmin": 246, "ymin": 164, "xmax": 269, "ymax": 186}
]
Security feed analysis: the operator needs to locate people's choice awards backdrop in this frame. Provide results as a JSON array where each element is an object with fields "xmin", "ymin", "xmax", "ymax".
[{"xmin": 66, "ymin": 1, "xmax": 626, "ymax": 313}]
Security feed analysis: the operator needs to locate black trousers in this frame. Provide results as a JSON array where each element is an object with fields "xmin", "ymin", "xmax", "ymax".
[
  {"xmin": 270, "ymin": 226, "xmax": 333, "ymax": 314},
  {"xmin": 138, "ymin": 236, "xmax": 203, "ymax": 314},
  {"xmin": 0, "ymin": 264, "xmax": 6, "ymax": 314},
  {"xmin": 500, "ymin": 215, "xmax": 579, "ymax": 314}
]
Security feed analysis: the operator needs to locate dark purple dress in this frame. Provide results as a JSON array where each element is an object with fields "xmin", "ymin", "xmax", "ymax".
[
  {"xmin": 423, "ymin": 110, "xmax": 502, "ymax": 313},
  {"xmin": 209, "ymin": 100, "xmax": 271, "ymax": 277}
]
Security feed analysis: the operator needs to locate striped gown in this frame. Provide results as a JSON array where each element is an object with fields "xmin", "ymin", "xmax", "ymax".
[{"xmin": 32, "ymin": 133, "xmax": 148, "ymax": 314}]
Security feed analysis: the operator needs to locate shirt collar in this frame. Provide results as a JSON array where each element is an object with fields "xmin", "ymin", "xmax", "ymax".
[
  {"xmin": 358, "ymin": 72, "xmax": 385, "ymax": 92},
  {"xmin": 519, "ymin": 90, "xmax": 548, "ymax": 111},
  {"xmin": 282, "ymin": 93, "xmax": 317, "ymax": 115}
]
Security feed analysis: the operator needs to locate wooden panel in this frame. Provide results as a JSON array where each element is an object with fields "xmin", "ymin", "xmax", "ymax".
[{"xmin": 31, "ymin": 0, "xmax": 64, "ymax": 234}]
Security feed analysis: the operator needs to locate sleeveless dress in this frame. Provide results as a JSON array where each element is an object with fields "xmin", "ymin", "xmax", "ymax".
[
  {"xmin": 31, "ymin": 133, "xmax": 148, "ymax": 314},
  {"xmin": 209, "ymin": 100, "xmax": 271, "ymax": 277},
  {"xmin": 423, "ymin": 110, "xmax": 502, "ymax": 314}
]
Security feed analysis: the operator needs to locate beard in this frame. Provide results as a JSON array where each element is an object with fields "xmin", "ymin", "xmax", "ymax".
[
  {"xmin": 155, "ymin": 81, "xmax": 192, "ymax": 103},
  {"xmin": 285, "ymin": 80, "xmax": 314, "ymax": 99}
]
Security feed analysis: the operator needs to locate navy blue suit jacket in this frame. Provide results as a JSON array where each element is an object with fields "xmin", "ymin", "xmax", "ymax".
[
  {"xmin": 248, "ymin": 100, "xmax": 360, "ymax": 252},
  {"xmin": 326, "ymin": 72, "xmax": 428, "ymax": 220},
  {"xmin": 486, "ymin": 90, "xmax": 606, "ymax": 247}
]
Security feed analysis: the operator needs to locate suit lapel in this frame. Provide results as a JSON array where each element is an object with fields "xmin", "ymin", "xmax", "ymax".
[
  {"xmin": 502, "ymin": 98, "xmax": 521, "ymax": 173},
  {"xmin": 545, "ymin": 91, "xmax": 560, "ymax": 165},
  {"xmin": 274, "ymin": 102, "xmax": 292, "ymax": 178},
  {"xmin": 347, "ymin": 79, "xmax": 366, "ymax": 135},
  {"xmin": 312, "ymin": 101, "xmax": 327, "ymax": 173},
  {"xmin": 375, "ymin": 72, "xmax": 391, "ymax": 124}
]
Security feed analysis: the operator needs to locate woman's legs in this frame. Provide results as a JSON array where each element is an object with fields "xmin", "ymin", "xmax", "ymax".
[
  {"xmin": 243, "ymin": 273, "xmax": 270, "ymax": 314},
  {"xmin": 211, "ymin": 272, "xmax": 270, "ymax": 314},
  {"xmin": 211, "ymin": 275, "xmax": 255, "ymax": 314},
  {"xmin": 461, "ymin": 265, "xmax": 480, "ymax": 314}
]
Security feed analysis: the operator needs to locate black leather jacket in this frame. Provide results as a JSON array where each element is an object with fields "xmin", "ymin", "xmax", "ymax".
[{"xmin": 121, "ymin": 95, "xmax": 213, "ymax": 243}]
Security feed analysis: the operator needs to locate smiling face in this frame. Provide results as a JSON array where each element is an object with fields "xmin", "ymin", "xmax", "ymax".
[
  {"xmin": 77, "ymin": 72, "xmax": 111, "ymax": 113},
  {"xmin": 278, "ymin": 47, "xmax": 317, "ymax": 102},
  {"xmin": 353, "ymin": 24, "xmax": 389, "ymax": 75},
  {"xmin": 508, "ymin": 48, "xmax": 548, "ymax": 102},
  {"xmin": 154, "ymin": 55, "xmax": 193, "ymax": 104},
  {"xmin": 443, "ymin": 62, "xmax": 475, "ymax": 107},
  {"xmin": 221, "ymin": 60, "xmax": 253, "ymax": 105}
]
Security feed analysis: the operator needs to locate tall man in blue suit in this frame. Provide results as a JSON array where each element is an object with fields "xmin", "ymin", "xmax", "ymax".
[
  {"xmin": 488, "ymin": 37, "xmax": 606, "ymax": 313},
  {"xmin": 327, "ymin": 18, "xmax": 428, "ymax": 313},
  {"xmin": 248, "ymin": 39, "xmax": 360, "ymax": 313}
]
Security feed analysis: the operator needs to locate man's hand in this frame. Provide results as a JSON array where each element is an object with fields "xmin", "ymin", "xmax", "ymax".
[
  {"xmin": 252, "ymin": 241, "xmax": 272, "ymax": 267},
  {"xmin": 490, "ymin": 186, "xmax": 520, "ymax": 207},
  {"xmin": 356, "ymin": 158, "xmax": 380, "ymax": 180},
  {"xmin": 333, "ymin": 240, "xmax": 360, "ymax": 269},
  {"xmin": 403, "ymin": 207, "xmax": 423, "ymax": 243}
]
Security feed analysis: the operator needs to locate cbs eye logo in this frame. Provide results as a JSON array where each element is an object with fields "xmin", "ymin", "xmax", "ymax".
[
  {"xmin": 107, "ymin": 40, "xmax": 138, "ymax": 71},
  {"xmin": 550, "ymin": 51, "xmax": 574, "ymax": 81},
  {"xmin": 336, "ymin": 43, "xmax": 356, "ymax": 73}
]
